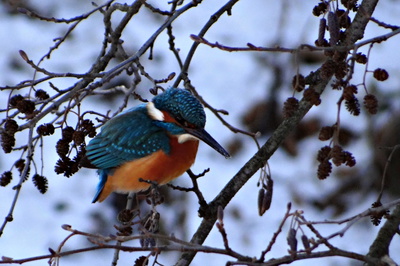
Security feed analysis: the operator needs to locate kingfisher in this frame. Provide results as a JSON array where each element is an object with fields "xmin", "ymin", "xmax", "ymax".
[{"xmin": 83, "ymin": 88, "xmax": 230, "ymax": 203}]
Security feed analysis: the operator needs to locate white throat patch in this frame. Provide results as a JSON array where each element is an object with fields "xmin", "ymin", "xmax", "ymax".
[
  {"xmin": 147, "ymin": 102, "xmax": 164, "ymax": 121},
  {"xmin": 177, "ymin": 133, "xmax": 199, "ymax": 143}
]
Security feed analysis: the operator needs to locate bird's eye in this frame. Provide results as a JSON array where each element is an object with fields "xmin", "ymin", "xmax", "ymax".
[
  {"xmin": 173, "ymin": 114, "xmax": 195, "ymax": 128},
  {"xmin": 174, "ymin": 115, "xmax": 185, "ymax": 125},
  {"xmin": 176, "ymin": 117, "xmax": 192, "ymax": 128}
]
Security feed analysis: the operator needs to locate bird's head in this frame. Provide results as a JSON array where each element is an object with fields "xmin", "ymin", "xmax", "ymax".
[{"xmin": 148, "ymin": 88, "xmax": 230, "ymax": 158}]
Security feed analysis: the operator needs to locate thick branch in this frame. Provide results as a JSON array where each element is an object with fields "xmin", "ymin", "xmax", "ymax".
[
  {"xmin": 345, "ymin": 0, "xmax": 379, "ymax": 45},
  {"xmin": 367, "ymin": 204, "xmax": 400, "ymax": 265}
]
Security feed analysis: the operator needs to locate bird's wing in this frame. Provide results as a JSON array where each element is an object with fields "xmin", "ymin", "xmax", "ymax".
[{"xmin": 85, "ymin": 105, "xmax": 170, "ymax": 169}]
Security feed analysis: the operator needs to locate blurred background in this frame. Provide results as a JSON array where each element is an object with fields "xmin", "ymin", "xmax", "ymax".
[{"xmin": 1, "ymin": 0, "xmax": 400, "ymax": 265}]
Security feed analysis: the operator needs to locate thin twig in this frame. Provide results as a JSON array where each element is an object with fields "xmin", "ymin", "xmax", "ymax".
[
  {"xmin": 258, "ymin": 203, "xmax": 292, "ymax": 261},
  {"xmin": 376, "ymin": 145, "xmax": 400, "ymax": 203}
]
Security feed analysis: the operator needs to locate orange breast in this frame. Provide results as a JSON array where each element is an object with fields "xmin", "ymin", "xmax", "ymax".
[{"xmin": 96, "ymin": 137, "xmax": 199, "ymax": 202}]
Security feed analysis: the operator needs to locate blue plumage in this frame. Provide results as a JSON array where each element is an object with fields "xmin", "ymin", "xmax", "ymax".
[
  {"xmin": 85, "ymin": 88, "xmax": 229, "ymax": 203},
  {"xmin": 92, "ymin": 170, "xmax": 109, "ymax": 203},
  {"xmin": 86, "ymin": 103, "xmax": 174, "ymax": 203},
  {"xmin": 86, "ymin": 105, "xmax": 170, "ymax": 170},
  {"xmin": 153, "ymin": 88, "xmax": 206, "ymax": 128}
]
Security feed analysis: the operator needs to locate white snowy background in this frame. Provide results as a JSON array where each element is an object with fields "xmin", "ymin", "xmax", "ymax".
[{"xmin": 1, "ymin": 0, "xmax": 400, "ymax": 265}]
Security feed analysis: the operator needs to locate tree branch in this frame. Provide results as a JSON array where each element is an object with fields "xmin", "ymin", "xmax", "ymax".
[{"xmin": 367, "ymin": 204, "xmax": 400, "ymax": 265}]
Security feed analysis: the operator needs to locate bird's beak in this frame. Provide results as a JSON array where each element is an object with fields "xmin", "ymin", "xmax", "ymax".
[{"xmin": 185, "ymin": 128, "xmax": 230, "ymax": 158}]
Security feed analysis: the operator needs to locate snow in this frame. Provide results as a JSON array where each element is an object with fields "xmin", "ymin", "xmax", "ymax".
[{"xmin": 1, "ymin": 1, "xmax": 400, "ymax": 266}]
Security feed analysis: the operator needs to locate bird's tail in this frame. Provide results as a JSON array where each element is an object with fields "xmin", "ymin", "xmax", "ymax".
[{"xmin": 92, "ymin": 169, "xmax": 108, "ymax": 203}]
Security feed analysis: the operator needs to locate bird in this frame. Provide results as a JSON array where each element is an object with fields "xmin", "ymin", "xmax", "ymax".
[{"xmin": 83, "ymin": 88, "xmax": 230, "ymax": 203}]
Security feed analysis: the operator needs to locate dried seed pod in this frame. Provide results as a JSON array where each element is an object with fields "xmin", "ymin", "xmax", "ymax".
[
  {"xmin": 9, "ymin": 94, "xmax": 24, "ymax": 107},
  {"xmin": 55, "ymin": 158, "xmax": 68, "ymax": 175},
  {"xmin": 317, "ymin": 160, "xmax": 332, "ymax": 180},
  {"xmin": 292, "ymin": 74, "xmax": 305, "ymax": 92},
  {"xmin": 81, "ymin": 119, "xmax": 96, "ymax": 137},
  {"xmin": 258, "ymin": 188, "xmax": 266, "ymax": 216},
  {"xmin": 355, "ymin": 53, "xmax": 367, "ymax": 64},
  {"xmin": 15, "ymin": 159, "xmax": 25, "ymax": 173},
  {"xmin": 287, "ymin": 228, "xmax": 298, "ymax": 253},
  {"xmin": 1, "ymin": 132, "xmax": 16, "ymax": 153},
  {"xmin": 283, "ymin": 97, "xmax": 299, "ymax": 118},
  {"xmin": 341, "ymin": 0, "xmax": 358, "ymax": 11},
  {"xmin": 56, "ymin": 139, "xmax": 70, "ymax": 158},
  {"xmin": 0, "ymin": 171, "xmax": 12, "ymax": 187},
  {"xmin": 35, "ymin": 89, "xmax": 50, "ymax": 100},
  {"xmin": 370, "ymin": 201, "xmax": 389, "ymax": 226},
  {"xmin": 263, "ymin": 177, "xmax": 273, "ymax": 212},
  {"xmin": 263, "ymin": 187, "xmax": 273, "ymax": 212},
  {"xmin": 364, "ymin": 94, "xmax": 378, "ymax": 115},
  {"xmin": 318, "ymin": 126, "xmax": 334, "ymax": 141},
  {"xmin": 317, "ymin": 146, "xmax": 332, "ymax": 162},
  {"xmin": 331, "ymin": 145, "xmax": 345, "ymax": 166},
  {"xmin": 318, "ymin": 18, "xmax": 326, "ymax": 46},
  {"xmin": 327, "ymin": 11, "xmax": 340, "ymax": 45},
  {"xmin": 345, "ymin": 95, "xmax": 360, "ymax": 116},
  {"xmin": 16, "ymin": 99, "xmax": 35, "ymax": 114},
  {"xmin": 370, "ymin": 201, "xmax": 382, "ymax": 226},
  {"xmin": 68, "ymin": 159, "xmax": 80, "ymax": 177},
  {"xmin": 115, "ymin": 224, "xmax": 133, "ymax": 236},
  {"xmin": 336, "ymin": 9, "xmax": 351, "ymax": 29},
  {"xmin": 312, "ymin": 2, "xmax": 328, "ymax": 16},
  {"xmin": 17, "ymin": 161, "xmax": 29, "ymax": 182},
  {"xmin": 72, "ymin": 130, "xmax": 85, "ymax": 145},
  {"xmin": 37, "ymin": 123, "xmax": 55, "ymax": 136},
  {"xmin": 258, "ymin": 186, "xmax": 273, "ymax": 216},
  {"xmin": 134, "ymin": 256, "xmax": 148, "ymax": 266},
  {"xmin": 32, "ymin": 174, "xmax": 48, "ymax": 194},
  {"xmin": 343, "ymin": 151, "xmax": 356, "ymax": 167},
  {"xmin": 62, "ymin": 126, "xmax": 75, "ymax": 142},
  {"xmin": 303, "ymin": 88, "xmax": 321, "ymax": 106},
  {"xmin": 301, "ymin": 235, "xmax": 311, "ymax": 253},
  {"xmin": 343, "ymin": 85, "xmax": 358, "ymax": 101},
  {"xmin": 54, "ymin": 157, "xmax": 78, "ymax": 177},
  {"xmin": 373, "ymin": 68, "xmax": 389, "ymax": 81},
  {"xmin": 4, "ymin": 119, "xmax": 18, "ymax": 134}
]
